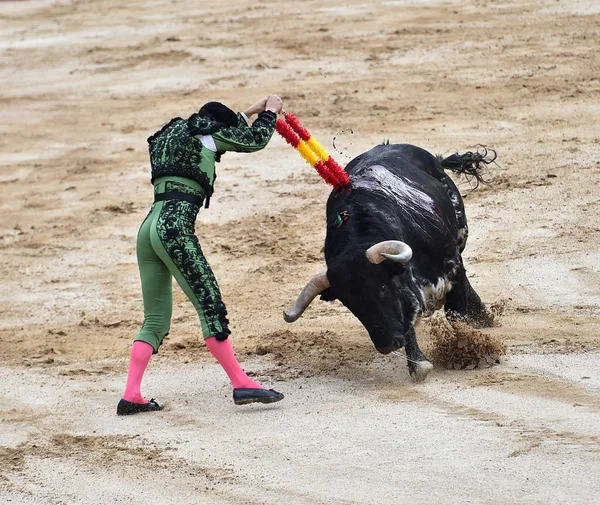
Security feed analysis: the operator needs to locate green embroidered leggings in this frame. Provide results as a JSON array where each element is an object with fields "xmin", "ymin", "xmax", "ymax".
[{"xmin": 135, "ymin": 176, "xmax": 230, "ymax": 352}]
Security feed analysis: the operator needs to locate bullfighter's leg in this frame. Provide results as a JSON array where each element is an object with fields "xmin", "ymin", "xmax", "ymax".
[
  {"xmin": 404, "ymin": 327, "xmax": 433, "ymax": 381},
  {"xmin": 445, "ymin": 267, "xmax": 493, "ymax": 327},
  {"xmin": 151, "ymin": 194, "xmax": 284, "ymax": 405},
  {"xmin": 118, "ymin": 208, "xmax": 171, "ymax": 415}
]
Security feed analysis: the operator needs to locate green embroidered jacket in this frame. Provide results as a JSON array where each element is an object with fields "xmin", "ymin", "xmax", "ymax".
[{"xmin": 148, "ymin": 110, "xmax": 277, "ymax": 202}]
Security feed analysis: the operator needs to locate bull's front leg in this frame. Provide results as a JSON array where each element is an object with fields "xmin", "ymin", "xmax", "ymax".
[
  {"xmin": 445, "ymin": 267, "xmax": 493, "ymax": 327},
  {"xmin": 404, "ymin": 327, "xmax": 433, "ymax": 382}
]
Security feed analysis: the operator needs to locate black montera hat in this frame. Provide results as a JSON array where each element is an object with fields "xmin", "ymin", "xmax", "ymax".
[{"xmin": 198, "ymin": 102, "xmax": 238, "ymax": 127}]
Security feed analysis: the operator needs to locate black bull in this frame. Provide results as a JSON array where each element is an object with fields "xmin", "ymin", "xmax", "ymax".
[{"xmin": 284, "ymin": 143, "xmax": 495, "ymax": 381}]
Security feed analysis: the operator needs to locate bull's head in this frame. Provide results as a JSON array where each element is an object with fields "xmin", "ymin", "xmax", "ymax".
[{"xmin": 284, "ymin": 240, "xmax": 417, "ymax": 354}]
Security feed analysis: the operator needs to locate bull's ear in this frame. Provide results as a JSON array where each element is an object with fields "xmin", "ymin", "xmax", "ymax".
[{"xmin": 320, "ymin": 288, "xmax": 337, "ymax": 302}]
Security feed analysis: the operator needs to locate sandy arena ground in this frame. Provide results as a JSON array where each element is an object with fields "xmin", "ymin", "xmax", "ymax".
[{"xmin": 1, "ymin": 0, "xmax": 599, "ymax": 504}]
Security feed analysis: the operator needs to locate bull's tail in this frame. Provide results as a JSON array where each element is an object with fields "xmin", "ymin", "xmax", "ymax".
[{"xmin": 438, "ymin": 147, "xmax": 496, "ymax": 189}]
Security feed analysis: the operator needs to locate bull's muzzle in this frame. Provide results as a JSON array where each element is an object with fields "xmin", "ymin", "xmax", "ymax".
[{"xmin": 375, "ymin": 337, "xmax": 405, "ymax": 355}]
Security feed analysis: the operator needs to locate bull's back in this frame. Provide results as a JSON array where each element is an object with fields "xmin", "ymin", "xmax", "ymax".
[
  {"xmin": 344, "ymin": 144, "xmax": 442, "ymax": 180},
  {"xmin": 326, "ymin": 143, "xmax": 462, "ymax": 277},
  {"xmin": 344, "ymin": 144, "xmax": 453, "ymax": 215}
]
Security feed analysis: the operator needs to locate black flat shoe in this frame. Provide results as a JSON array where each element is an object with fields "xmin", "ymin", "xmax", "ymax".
[
  {"xmin": 117, "ymin": 398, "xmax": 164, "ymax": 416},
  {"xmin": 233, "ymin": 388, "xmax": 284, "ymax": 405}
]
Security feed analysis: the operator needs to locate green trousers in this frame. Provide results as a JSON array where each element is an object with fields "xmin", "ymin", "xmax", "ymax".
[{"xmin": 135, "ymin": 176, "xmax": 230, "ymax": 352}]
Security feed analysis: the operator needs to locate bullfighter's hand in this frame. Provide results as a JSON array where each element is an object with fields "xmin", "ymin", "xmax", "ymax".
[
  {"xmin": 266, "ymin": 94, "xmax": 283, "ymax": 114},
  {"xmin": 244, "ymin": 97, "xmax": 268, "ymax": 118}
]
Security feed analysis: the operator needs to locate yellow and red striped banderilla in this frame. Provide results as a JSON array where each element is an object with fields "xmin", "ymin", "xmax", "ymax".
[{"xmin": 276, "ymin": 113, "xmax": 351, "ymax": 190}]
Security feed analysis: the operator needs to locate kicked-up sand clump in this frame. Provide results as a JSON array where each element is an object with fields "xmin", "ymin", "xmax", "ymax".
[{"xmin": 424, "ymin": 312, "xmax": 507, "ymax": 370}]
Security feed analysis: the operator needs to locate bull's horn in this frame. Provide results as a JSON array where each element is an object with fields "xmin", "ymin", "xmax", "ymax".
[
  {"xmin": 366, "ymin": 240, "xmax": 413, "ymax": 264},
  {"xmin": 283, "ymin": 271, "xmax": 330, "ymax": 323}
]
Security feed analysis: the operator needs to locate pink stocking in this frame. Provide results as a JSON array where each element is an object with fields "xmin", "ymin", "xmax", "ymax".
[
  {"xmin": 122, "ymin": 341, "xmax": 154, "ymax": 403},
  {"xmin": 205, "ymin": 337, "xmax": 263, "ymax": 389}
]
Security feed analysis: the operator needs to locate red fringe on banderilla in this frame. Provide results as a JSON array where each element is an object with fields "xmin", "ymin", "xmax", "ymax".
[{"xmin": 275, "ymin": 113, "xmax": 351, "ymax": 191}]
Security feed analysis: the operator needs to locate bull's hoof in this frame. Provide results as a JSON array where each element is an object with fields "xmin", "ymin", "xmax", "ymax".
[{"xmin": 409, "ymin": 360, "xmax": 433, "ymax": 382}]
